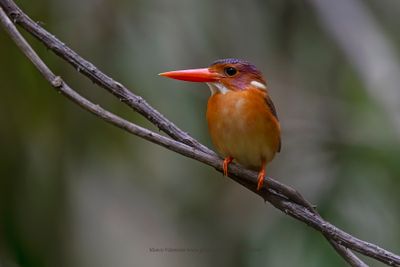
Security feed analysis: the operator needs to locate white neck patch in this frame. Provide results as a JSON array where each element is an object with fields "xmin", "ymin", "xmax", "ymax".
[
  {"xmin": 250, "ymin": 80, "xmax": 267, "ymax": 90},
  {"xmin": 206, "ymin": 82, "xmax": 230, "ymax": 95}
]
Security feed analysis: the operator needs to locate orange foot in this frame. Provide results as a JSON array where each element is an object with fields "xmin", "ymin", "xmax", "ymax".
[
  {"xmin": 257, "ymin": 163, "xmax": 266, "ymax": 191},
  {"xmin": 223, "ymin": 156, "xmax": 234, "ymax": 176}
]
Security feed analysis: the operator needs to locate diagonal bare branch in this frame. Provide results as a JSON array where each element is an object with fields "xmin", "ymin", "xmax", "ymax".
[
  {"xmin": 0, "ymin": 0, "xmax": 314, "ymax": 211},
  {"xmin": 0, "ymin": 7, "xmax": 363, "ymax": 267},
  {"xmin": 1, "ymin": 1, "xmax": 399, "ymax": 266},
  {"xmin": 0, "ymin": 0, "xmax": 212, "ymax": 154}
]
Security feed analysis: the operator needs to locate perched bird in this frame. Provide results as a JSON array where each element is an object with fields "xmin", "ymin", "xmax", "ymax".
[{"xmin": 159, "ymin": 58, "xmax": 281, "ymax": 190}]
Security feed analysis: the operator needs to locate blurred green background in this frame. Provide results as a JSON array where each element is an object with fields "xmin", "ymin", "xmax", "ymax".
[{"xmin": 1, "ymin": 0, "xmax": 400, "ymax": 266}]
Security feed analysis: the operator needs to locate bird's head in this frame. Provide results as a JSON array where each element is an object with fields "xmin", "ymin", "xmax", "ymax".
[{"xmin": 159, "ymin": 58, "xmax": 267, "ymax": 94}]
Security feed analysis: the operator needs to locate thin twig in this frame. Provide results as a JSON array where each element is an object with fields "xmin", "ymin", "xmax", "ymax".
[{"xmin": 1, "ymin": 3, "xmax": 400, "ymax": 267}]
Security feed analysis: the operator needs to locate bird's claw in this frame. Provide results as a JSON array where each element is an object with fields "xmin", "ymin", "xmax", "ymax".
[
  {"xmin": 223, "ymin": 157, "xmax": 233, "ymax": 176},
  {"xmin": 256, "ymin": 164, "xmax": 266, "ymax": 191}
]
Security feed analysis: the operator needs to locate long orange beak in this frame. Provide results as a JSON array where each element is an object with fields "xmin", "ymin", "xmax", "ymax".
[{"xmin": 159, "ymin": 68, "xmax": 221, "ymax": 82}]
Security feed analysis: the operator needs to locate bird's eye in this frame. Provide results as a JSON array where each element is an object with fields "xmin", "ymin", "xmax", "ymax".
[{"xmin": 224, "ymin": 67, "xmax": 237, "ymax": 76}]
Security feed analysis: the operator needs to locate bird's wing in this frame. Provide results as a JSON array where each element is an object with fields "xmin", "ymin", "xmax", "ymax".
[
  {"xmin": 265, "ymin": 94, "xmax": 281, "ymax": 152},
  {"xmin": 265, "ymin": 94, "xmax": 278, "ymax": 120}
]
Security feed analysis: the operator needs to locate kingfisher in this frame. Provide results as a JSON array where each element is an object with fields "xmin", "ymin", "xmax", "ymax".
[{"xmin": 159, "ymin": 58, "xmax": 281, "ymax": 190}]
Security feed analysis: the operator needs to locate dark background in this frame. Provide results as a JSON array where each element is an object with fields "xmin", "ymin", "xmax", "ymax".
[{"xmin": 1, "ymin": 0, "xmax": 400, "ymax": 266}]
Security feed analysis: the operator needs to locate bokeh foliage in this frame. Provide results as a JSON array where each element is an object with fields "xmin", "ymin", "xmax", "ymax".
[{"xmin": 1, "ymin": 0, "xmax": 399, "ymax": 266}]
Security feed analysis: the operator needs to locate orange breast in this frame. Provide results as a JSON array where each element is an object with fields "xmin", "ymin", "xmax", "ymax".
[{"xmin": 206, "ymin": 89, "xmax": 280, "ymax": 170}]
